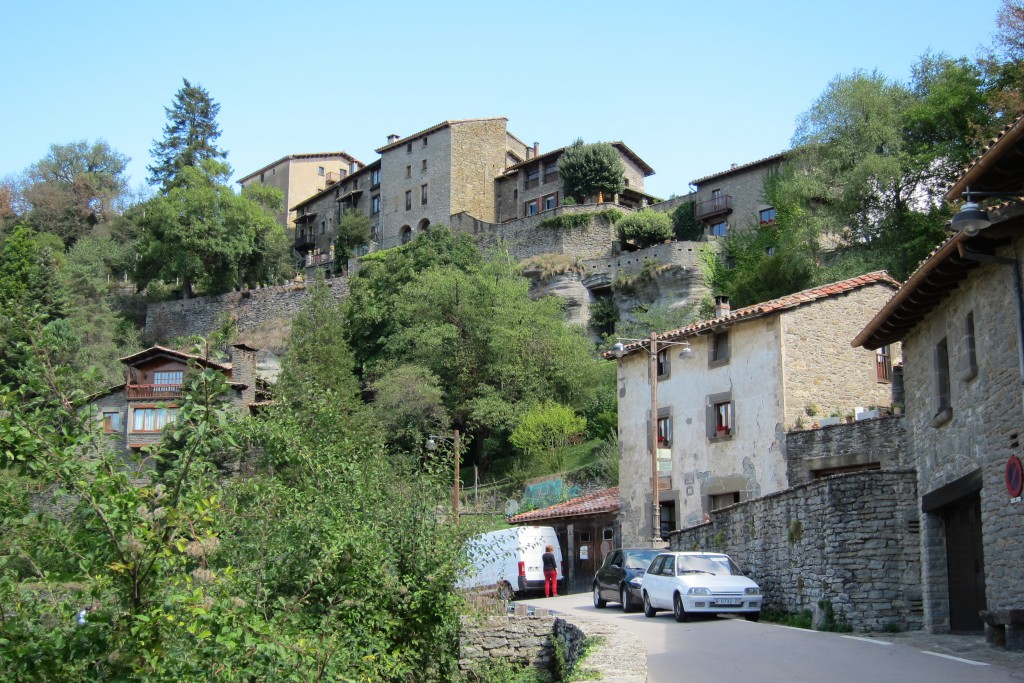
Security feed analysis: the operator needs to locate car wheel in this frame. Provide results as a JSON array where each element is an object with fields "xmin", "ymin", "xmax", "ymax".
[
  {"xmin": 593, "ymin": 584, "xmax": 607, "ymax": 609},
  {"xmin": 745, "ymin": 612, "xmax": 760, "ymax": 623},
  {"xmin": 673, "ymin": 593, "xmax": 689, "ymax": 623},
  {"xmin": 643, "ymin": 592, "xmax": 657, "ymax": 618},
  {"xmin": 621, "ymin": 585, "xmax": 634, "ymax": 613}
]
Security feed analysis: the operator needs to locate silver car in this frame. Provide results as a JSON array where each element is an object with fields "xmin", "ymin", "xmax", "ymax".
[{"xmin": 641, "ymin": 551, "xmax": 763, "ymax": 622}]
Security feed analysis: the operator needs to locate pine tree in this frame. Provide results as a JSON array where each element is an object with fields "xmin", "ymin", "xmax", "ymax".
[{"xmin": 148, "ymin": 79, "xmax": 228, "ymax": 190}]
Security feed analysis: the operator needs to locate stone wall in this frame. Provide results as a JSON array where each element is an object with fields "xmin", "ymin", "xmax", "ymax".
[
  {"xmin": 786, "ymin": 416, "xmax": 907, "ymax": 485},
  {"xmin": 450, "ymin": 204, "xmax": 620, "ymax": 262},
  {"xmin": 459, "ymin": 611, "xmax": 646, "ymax": 682},
  {"xmin": 668, "ymin": 470, "xmax": 922, "ymax": 632},
  {"xmin": 648, "ymin": 192, "xmax": 696, "ymax": 215},
  {"xmin": 693, "ymin": 159, "xmax": 780, "ymax": 235},
  {"xmin": 144, "ymin": 277, "xmax": 349, "ymax": 345}
]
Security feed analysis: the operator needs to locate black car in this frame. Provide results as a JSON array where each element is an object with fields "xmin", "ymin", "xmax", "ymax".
[{"xmin": 593, "ymin": 548, "xmax": 661, "ymax": 612}]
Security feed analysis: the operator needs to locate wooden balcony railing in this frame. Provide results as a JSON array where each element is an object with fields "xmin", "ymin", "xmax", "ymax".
[
  {"xmin": 295, "ymin": 233, "xmax": 316, "ymax": 253},
  {"xmin": 127, "ymin": 384, "xmax": 183, "ymax": 400},
  {"xmin": 695, "ymin": 194, "xmax": 733, "ymax": 220}
]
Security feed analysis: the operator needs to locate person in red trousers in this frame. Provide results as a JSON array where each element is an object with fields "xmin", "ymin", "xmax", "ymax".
[{"xmin": 542, "ymin": 544, "xmax": 558, "ymax": 597}]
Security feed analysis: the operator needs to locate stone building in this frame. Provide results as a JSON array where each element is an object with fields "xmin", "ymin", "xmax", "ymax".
[
  {"xmin": 494, "ymin": 143, "xmax": 658, "ymax": 223},
  {"xmin": 854, "ymin": 116, "xmax": 1024, "ymax": 641},
  {"xmin": 690, "ymin": 152, "xmax": 785, "ymax": 239},
  {"xmin": 292, "ymin": 159, "xmax": 382, "ymax": 273},
  {"xmin": 237, "ymin": 152, "xmax": 365, "ymax": 231},
  {"xmin": 611, "ymin": 272, "xmax": 900, "ymax": 545},
  {"xmin": 87, "ymin": 345, "xmax": 257, "ymax": 456}
]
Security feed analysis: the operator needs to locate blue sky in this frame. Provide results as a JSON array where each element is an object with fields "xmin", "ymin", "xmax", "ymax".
[{"xmin": 1, "ymin": 0, "xmax": 1007, "ymax": 201}]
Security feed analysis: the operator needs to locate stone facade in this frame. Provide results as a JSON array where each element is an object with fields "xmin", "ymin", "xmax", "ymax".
[
  {"xmin": 668, "ymin": 470, "xmax": 923, "ymax": 633},
  {"xmin": 451, "ymin": 205, "xmax": 619, "ymax": 261},
  {"xmin": 900, "ymin": 236, "xmax": 1024, "ymax": 632},
  {"xmin": 615, "ymin": 276, "xmax": 900, "ymax": 545},
  {"xmin": 691, "ymin": 153, "xmax": 785, "ymax": 237},
  {"xmin": 786, "ymin": 416, "xmax": 907, "ymax": 485}
]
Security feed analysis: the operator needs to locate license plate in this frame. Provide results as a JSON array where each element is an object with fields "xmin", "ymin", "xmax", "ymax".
[{"xmin": 714, "ymin": 598, "xmax": 742, "ymax": 606}]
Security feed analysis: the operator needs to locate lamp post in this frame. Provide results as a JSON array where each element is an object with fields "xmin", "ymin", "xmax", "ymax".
[
  {"xmin": 426, "ymin": 429, "xmax": 461, "ymax": 524},
  {"xmin": 613, "ymin": 333, "xmax": 693, "ymax": 546}
]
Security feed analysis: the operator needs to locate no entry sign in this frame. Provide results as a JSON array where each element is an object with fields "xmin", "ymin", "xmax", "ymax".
[{"xmin": 1006, "ymin": 455, "xmax": 1023, "ymax": 498}]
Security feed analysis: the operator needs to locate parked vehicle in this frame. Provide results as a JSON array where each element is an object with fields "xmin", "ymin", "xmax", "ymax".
[
  {"xmin": 592, "ymin": 548, "xmax": 660, "ymax": 612},
  {"xmin": 641, "ymin": 551, "xmax": 762, "ymax": 622},
  {"xmin": 458, "ymin": 526, "xmax": 563, "ymax": 597}
]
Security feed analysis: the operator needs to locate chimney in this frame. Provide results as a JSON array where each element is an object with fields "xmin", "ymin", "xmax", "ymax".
[
  {"xmin": 387, "ymin": 134, "xmax": 400, "ymax": 145},
  {"xmin": 533, "ymin": 142, "xmax": 539, "ymax": 157},
  {"xmin": 714, "ymin": 295, "xmax": 731, "ymax": 318}
]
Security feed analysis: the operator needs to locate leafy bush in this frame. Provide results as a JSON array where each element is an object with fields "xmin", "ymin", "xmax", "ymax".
[
  {"xmin": 672, "ymin": 201, "xmax": 702, "ymax": 241},
  {"xmin": 616, "ymin": 209, "xmax": 673, "ymax": 248}
]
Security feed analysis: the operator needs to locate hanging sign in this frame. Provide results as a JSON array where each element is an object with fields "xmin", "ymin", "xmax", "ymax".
[{"xmin": 1006, "ymin": 455, "xmax": 1023, "ymax": 499}]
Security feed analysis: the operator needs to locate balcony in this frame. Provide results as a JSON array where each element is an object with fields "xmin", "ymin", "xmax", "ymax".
[
  {"xmin": 325, "ymin": 171, "xmax": 341, "ymax": 186},
  {"xmin": 305, "ymin": 251, "xmax": 332, "ymax": 268},
  {"xmin": 127, "ymin": 384, "xmax": 182, "ymax": 400},
  {"xmin": 295, "ymin": 233, "xmax": 316, "ymax": 253},
  {"xmin": 695, "ymin": 194, "xmax": 733, "ymax": 220}
]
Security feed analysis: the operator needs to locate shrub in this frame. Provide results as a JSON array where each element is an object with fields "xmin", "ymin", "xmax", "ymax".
[
  {"xmin": 672, "ymin": 201, "xmax": 702, "ymax": 241},
  {"xmin": 616, "ymin": 209, "xmax": 673, "ymax": 248}
]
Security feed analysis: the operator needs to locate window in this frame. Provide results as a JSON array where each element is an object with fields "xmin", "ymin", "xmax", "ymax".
[
  {"xmin": 962, "ymin": 312, "xmax": 978, "ymax": 381},
  {"xmin": 603, "ymin": 527, "xmax": 614, "ymax": 541},
  {"xmin": 405, "ymin": 165, "xmax": 412, "ymax": 179},
  {"xmin": 421, "ymin": 183, "xmax": 428, "ymax": 206},
  {"xmin": 260, "ymin": 172, "xmax": 265, "ymax": 182},
  {"xmin": 405, "ymin": 191, "xmax": 412, "ymax": 211},
  {"xmin": 765, "ymin": 246, "xmax": 776, "ymax": 256},
  {"xmin": 131, "ymin": 407, "xmax": 179, "ymax": 432},
  {"xmin": 371, "ymin": 169, "xmax": 381, "ymax": 187},
  {"xmin": 372, "ymin": 195, "xmax": 381, "ymax": 215},
  {"xmin": 317, "ymin": 166, "xmax": 325, "ymax": 176},
  {"xmin": 933, "ymin": 337, "xmax": 951, "ymax": 425},
  {"xmin": 422, "ymin": 159, "xmax": 427, "ymax": 172},
  {"xmin": 525, "ymin": 166, "xmax": 540, "ymax": 190},
  {"xmin": 544, "ymin": 161, "xmax": 558, "ymax": 182},
  {"xmin": 102, "ymin": 411, "xmax": 122, "ymax": 433},
  {"xmin": 580, "ymin": 531, "xmax": 591, "ymax": 543},
  {"xmin": 876, "ymin": 345, "xmax": 893, "ymax": 383},
  {"xmin": 759, "ymin": 207, "xmax": 777, "ymax": 225},
  {"xmin": 706, "ymin": 391, "xmax": 734, "ymax": 439},
  {"xmin": 401, "ymin": 226, "xmax": 412, "ymax": 244},
  {"xmin": 656, "ymin": 348, "xmax": 670, "ymax": 379},
  {"xmin": 710, "ymin": 221, "xmax": 728, "ymax": 237},
  {"xmin": 423, "ymin": 137, "xmax": 428, "ymax": 147},
  {"xmin": 710, "ymin": 331, "xmax": 730, "ymax": 367},
  {"xmin": 657, "ymin": 414, "xmax": 672, "ymax": 447},
  {"xmin": 153, "ymin": 371, "xmax": 183, "ymax": 385},
  {"xmin": 525, "ymin": 199, "xmax": 540, "ymax": 216},
  {"xmin": 542, "ymin": 193, "xmax": 557, "ymax": 211},
  {"xmin": 320, "ymin": 220, "xmax": 326, "ymax": 235},
  {"xmin": 406, "ymin": 142, "xmax": 413, "ymax": 154},
  {"xmin": 711, "ymin": 492, "xmax": 740, "ymax": 510}
]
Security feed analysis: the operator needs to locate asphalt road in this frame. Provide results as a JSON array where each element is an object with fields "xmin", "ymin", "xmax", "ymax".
[{"xmin": 532, "ymin": 593, "xmax": 1024, "ymax": 683}]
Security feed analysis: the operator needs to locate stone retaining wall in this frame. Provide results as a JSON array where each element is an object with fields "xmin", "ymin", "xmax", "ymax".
[
  {"xmin": 450, "ymin": 205, "xmax": 620, "ymax": 261},
  {"xmin": 785, "ymin": 416, "xmax": 908, "ymax": 485},
  {"xmin": 144, "ymin": 277, "xmax": 349, "ymax": 343},
  {"xmin": 668, "ymin": 470, "xmax": 922, "ymax": 632},
  {"xmin": 459, "ymin": 610, "xmax": 646, "ymax": 682}
]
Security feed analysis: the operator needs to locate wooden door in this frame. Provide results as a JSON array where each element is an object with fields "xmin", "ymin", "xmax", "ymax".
[{"xmin": 943, "ymin": 493, "xmax": 986, "ymax": 633}]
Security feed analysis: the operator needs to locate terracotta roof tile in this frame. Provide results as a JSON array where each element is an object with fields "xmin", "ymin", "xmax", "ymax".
[
  {"xmin": 604, "ymin": 271, "xmax": 899, "ymax": 360},
  {"xmin": 508, "ymin": 487, "xmax": 619, "ymax": 524}
]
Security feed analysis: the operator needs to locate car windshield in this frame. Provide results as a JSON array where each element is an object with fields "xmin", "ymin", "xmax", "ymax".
[
  {"xmin": 676, "ymin": 554, "xmax": 740, "ymax": 576},
  {"xmin": 623, "ymin": 550, "xmax": 660, "ymax": 570}
]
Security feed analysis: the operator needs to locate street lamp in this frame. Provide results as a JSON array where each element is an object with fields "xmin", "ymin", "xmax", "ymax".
[
  {"xmin": 613, "ymin": 333, "xmax": 693, "ymax": 546},
  {"xmin": 427, "ymin": 429, "xmax": 461, "ymax": 524}
]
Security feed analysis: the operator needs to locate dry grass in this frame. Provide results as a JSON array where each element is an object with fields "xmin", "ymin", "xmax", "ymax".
[{"xmin": 519, "ymin": 253, "xmax": 584, "ymax": 281}]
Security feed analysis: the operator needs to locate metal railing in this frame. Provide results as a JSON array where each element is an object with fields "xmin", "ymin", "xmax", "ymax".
[{"xmin": 695, "ymin": 194, "xmax": 732, "ymax": 220}]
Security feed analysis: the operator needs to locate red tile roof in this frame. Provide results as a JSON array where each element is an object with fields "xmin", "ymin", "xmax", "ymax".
[
  {"xmin": 508, "ymin": 487, "xmax": 620, "ymax": 524},
  {"xmin": 606, "ymin": 271, "xmax": 899, "ymax": 359}
]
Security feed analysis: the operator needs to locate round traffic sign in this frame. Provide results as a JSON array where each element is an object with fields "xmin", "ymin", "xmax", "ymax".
[{"xmin": 1006, "ymin": 455, "xmax": 1023, "ymax": 498}]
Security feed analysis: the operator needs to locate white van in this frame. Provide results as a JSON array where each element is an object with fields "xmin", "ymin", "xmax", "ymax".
[{"xmin": 459, "ymin": 526, "xmax": 563, "ymax": 597}]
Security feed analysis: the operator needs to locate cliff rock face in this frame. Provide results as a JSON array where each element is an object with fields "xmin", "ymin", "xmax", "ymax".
[
  {"xmin": 612, "ymin": 263, "xmax": 711, "ymax": 325},
  {"xmin": 528, "ymin": 272, "xmax": 591, "ymax": 328}
]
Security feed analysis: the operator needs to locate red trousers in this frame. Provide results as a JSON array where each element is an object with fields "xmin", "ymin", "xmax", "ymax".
[{"xmin": 544, "ymin": 570, "xmax": 558, "ymax": 597}]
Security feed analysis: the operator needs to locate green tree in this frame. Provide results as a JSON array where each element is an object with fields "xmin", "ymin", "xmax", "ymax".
[
  {"xmin": 335, "ymin": 208, "xmax": 372, "ymax": 267},
  {"xmin": 369, "ymin": 363, "xmax": 450, "ymax": 454},
  {"xmin": 557, "ymin": 139, "xmax": 626, "ymax": 203},
  {"xmin": 21, "ymin": 140, "xmax": 129, "ymax": 246},
  {"xmin": 616, "ymin": 208, "xmax": 673, "ymax": 248},
  {"xmin": 133, "ymin": 162, "xmax": 289, "ymax": 298},
  {"xmin": 148, "ymin": 79, "xmax": 229, "ymax": 190},
  {"xmin": 510, "ymin": 400, "xmax": 586, "ymax": 473}
]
